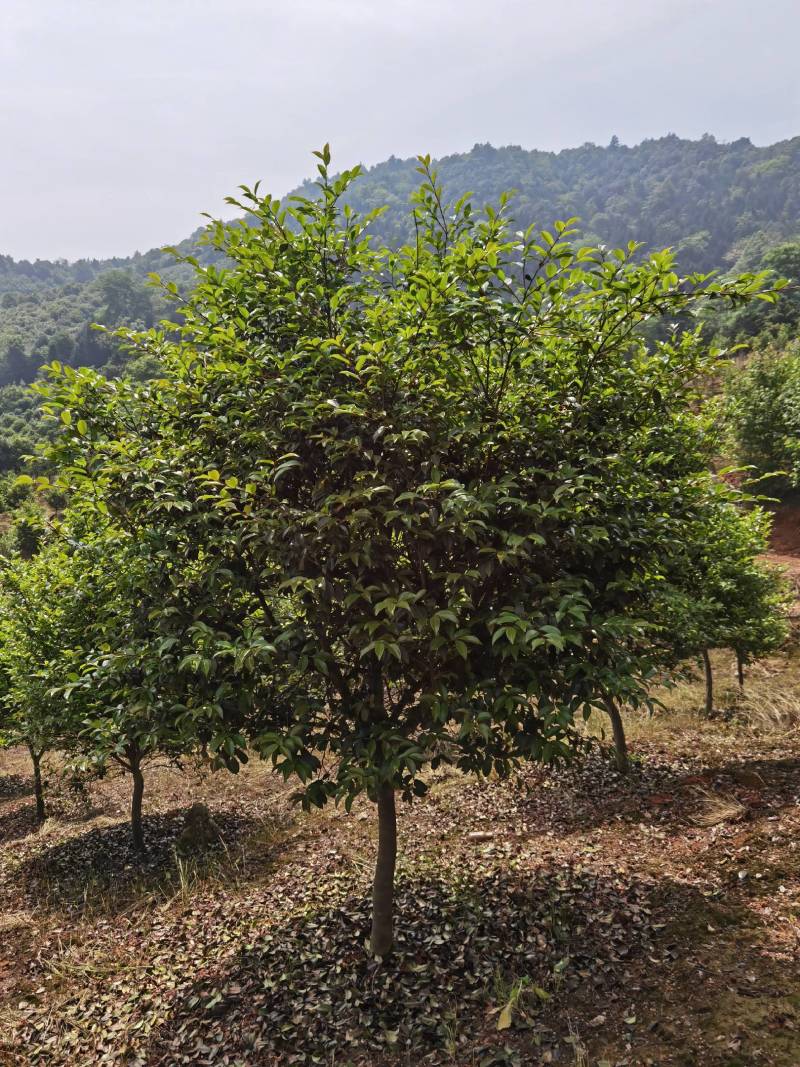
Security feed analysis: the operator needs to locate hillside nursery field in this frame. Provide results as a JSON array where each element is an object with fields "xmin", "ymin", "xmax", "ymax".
[
  {"xmin": 7, "ymin": 10, "xmax": 800, "ymax": 1067},
  {"xmin": 2, "ymin": 152, "xmax": 800, "ymax": 1067},
  {"xmin": 4, "ymin": 1, "xmax": 800, "ymax": 1064},
  {"xmin": 1, "ymin": 646, "xmax": 799, "ymax": 1067}
]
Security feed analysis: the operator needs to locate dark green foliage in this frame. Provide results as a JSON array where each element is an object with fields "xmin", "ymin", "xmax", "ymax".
[
  {"xmin": 723, "ymin": 341, "xmax": 800, "ymax": 491},
  {"xmin": 36, "ymin": 148, "xmax": 777, "ymax": 947},
  {"xmin": 710, "ymin": 243, "xmax": 800, "ymax": 343},
  {"xmin": 39, "ymin": 157, "xmax": 775, "ymax": 795}
]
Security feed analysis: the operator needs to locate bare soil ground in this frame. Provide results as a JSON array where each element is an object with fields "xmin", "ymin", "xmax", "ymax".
[
  {"xmin": 1, "ymin": 654, "xmax": 799, "ymax": 1067},
  {"xmin": 766, "ymin": 505, "xmax": 800, "ymax": 621},
  {"xmin": 766, "ymin": 505, "xmax": 800, "ymax": 560}
]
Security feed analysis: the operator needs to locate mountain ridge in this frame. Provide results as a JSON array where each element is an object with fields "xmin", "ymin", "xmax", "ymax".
[
  {"xmin": 0, "ymin": 130, "xmax": 797, "ymax": 469},
  {"xmin": 3, "ymin": 132, "xmax": 798, "ymax": 280}
]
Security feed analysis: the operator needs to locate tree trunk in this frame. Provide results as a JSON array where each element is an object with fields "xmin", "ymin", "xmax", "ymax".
[
  {"xmin": 604, "ymin": 698, "xmax": 629, "ymax": 774},
  {"xmin": 370, "ymin": 784, "xmax": 397, "ymax": 957},
  {"xmin": 702, "ymin": 649, "xmax": 713, "ymax": 716},
  {"xmin": 130, "ymin": 762, "xmax": 146, "ymax": 852},
  {"xmin": 29, "ymin": 746, "xmax": 45, "ymax": 823},
  {"xmin": 736, "ymin": 649, "xmax": 745, "ymax": 690}
]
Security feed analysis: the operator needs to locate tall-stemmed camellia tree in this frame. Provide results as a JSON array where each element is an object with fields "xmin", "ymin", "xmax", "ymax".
[
  {"xmin": 0, "ymin": 532, "xmax": 97, "ymax": 823},
  {"xmin": 650, "ymin": 496, "xmax": 790, "ymax": 715},
  {"xmin": 0, "ymin": 516, "xmax": 246, "ymax": 849},
  {"xmin": 52, "ymin": 526, "xmax": 239, "ymax": 852},
  {"xmin": 37, "ymin": 148, "xmax": 778, "ymax": 954},
  {"xmin": 594, "ymin": 484, "xmax": 791, "ymax": 772}
]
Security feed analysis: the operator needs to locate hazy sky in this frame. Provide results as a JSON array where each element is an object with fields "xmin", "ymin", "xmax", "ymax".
[{"xmin": 1, "ymin": 0, "xmax": 796, "ymax": 261}]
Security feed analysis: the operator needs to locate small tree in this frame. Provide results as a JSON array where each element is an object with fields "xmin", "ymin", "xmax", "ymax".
[
  {"xmin": 728, "ymin": 560, "xmax": 790, "ymax": 690},
  {"xmin": 0, "ymin": 536, "xmax": 91, "ymax": 821},
  {"xmin": 38, "ymin": 150, "xmax": 777, "ymax": 953},
  {"xmin": 56, "ymin": 523, "xmax": 247, "ymax": 852},
  {"xmin": 714, "ymin": 513, "xmax": 790, "ymax": 693},
  {"xmin": 0, "ymin": 516, "xmax": 232, "ymax": 848},
  {"xmin": 723, "ymin": 342, "xmax": 800, "ymax": 494},
  {"xmin": 652, "ymin": 498, "xmax": 789, "ymax": 715}
]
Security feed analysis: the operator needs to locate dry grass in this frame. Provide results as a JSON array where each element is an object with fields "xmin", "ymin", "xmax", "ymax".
[
  {"xmin": 584, "ymin": 646, "xmax": 800, "ymax": 752},
  {"xmin": 740, "ymin": 678, "xmax": 800, "ymax": 733},
  {"xmin": 690, "ymin": 786, "xmax": 747, "ymax": 827}
]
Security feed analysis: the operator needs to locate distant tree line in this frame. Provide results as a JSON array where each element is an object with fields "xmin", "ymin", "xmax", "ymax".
[
  {"xmin": 2, "ymin": 134, "xmax": 800, "ymax": 472},
  {"xmin": 334, "ymin": 134, "xmax": 800, "ymax": 276}
]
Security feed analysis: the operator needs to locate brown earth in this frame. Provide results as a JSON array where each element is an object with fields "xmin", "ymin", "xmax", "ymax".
[
  {"xmin": 765, "ymin": 505, "xmax": 800, "ymax": 618},
  {"xmin": 1, "ymin": 654, "xmax": 799, "ymax": 1067},
  {"xmin": 768, "ymin": 506, "xmax": 800, "ymax": 559}
]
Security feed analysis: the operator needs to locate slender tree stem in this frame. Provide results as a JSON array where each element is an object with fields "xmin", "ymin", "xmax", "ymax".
[
  {"xmin": 130, "ymin": 762, "xmax": 146, "ymax": 852},
  {"xmin": 702, "ymin": 648, "xmax": 714, "ymax": 716},
  {"xmin": 370, "ymin": 784, "xmax": 397, "ymax": 957},
  {"xmin": 603, "ymin": 698, "xmax": 629, "ymax": 774},
  {"xmin": 29, "ymin": 745, "xmax": 45, "ymax": 823},
  {"xmin": 736, "ymin": 649, "xmax": 745, "ymax": 690}
]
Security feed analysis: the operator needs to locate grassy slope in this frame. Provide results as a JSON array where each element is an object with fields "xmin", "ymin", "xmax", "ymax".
[{"xmin": 1, "ymin": 650, "xmax": 799, "ymax": 1067}]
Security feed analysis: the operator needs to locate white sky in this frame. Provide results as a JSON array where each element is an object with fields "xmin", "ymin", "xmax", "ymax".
[{"xmin": 1, "ymin": 0, "xmax": 797, "ymax": 261}]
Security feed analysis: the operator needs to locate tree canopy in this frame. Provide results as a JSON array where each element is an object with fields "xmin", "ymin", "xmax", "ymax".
[
  {"xmin": 724, "ymin": 341, "xmax": 800, "ymax": 493},
  {"xmin": 31, "ymin": 148, "xmax": 780, "ymax": 953}
]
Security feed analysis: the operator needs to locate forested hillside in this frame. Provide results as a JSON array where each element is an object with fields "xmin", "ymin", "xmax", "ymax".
[
  {"xmin": 4, "ymin": 133, "xmax": 800, "ymax": 369},
  {"xmin": 1, "ymin": 133, "xmax": 799, "ymax": 470},
  {"xmin": 339, "ymin": 134, "xmax": 800, "ymax": 271}
]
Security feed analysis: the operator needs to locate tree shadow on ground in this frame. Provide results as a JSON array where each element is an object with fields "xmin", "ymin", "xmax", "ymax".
[
  {"xmin": 0, "ymin": 802, "xmax": 39, "ymax": 845},
  {"xmin": 508, "ymin": 749, "xmax": 800, "ymax": 836},
  {"xmin": 0, "ymin": 779, "xmax": 110, "ymax": 847},
  {"xmin": 422, "ymin": 746, "xmax": 713, "ymax": 842},
  {"xmin": 11, "ymin": 807, "xmax": 270, "ymax": 914},
  {"xmin": 715, "ymin": 753, "xmax": 800, "ymax": 790},
  {"xmin": 0, "ymin": 772, "xmax": 33, "ymax": 801},
  {"xmin": 129, "ymin": 862, "xmax": 799, "ymax": 1067}
]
